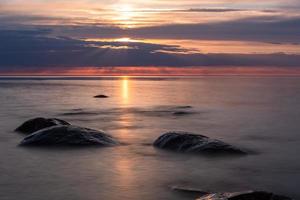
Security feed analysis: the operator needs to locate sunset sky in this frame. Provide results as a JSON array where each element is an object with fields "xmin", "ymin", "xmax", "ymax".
[{"xmin": 0, "ymin": 0, "xmax": 300, "ymax": 75}]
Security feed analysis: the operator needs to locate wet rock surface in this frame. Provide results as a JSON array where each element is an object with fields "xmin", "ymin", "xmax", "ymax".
[
  {"xmin": 196, "ymin": 191, "xmax": 293, "ymax": 200},
  {"xmin": 15, "ymin": 117, "xmax": 70, "ymax": 134},
  {"xmin": 171, "ymin": 186, "xmax": 209, "ymax": 196},
  {"xmin": 20, "ymin": 125, "xmax": 119, "ymax": 147},
  {"xmin": 171, "ymin": 187, "xmax": 293, "ymax": 200},
  {"xmin": 172, "ymin": 111, "xmax": 194, "ymax": 116},
  {"xmin": 154, "ymin": 131, "xmax": 246, "ymax": 155},
  {"xmin": 94, "ymin": 95, "xmax": 109, "ymax": 98}
]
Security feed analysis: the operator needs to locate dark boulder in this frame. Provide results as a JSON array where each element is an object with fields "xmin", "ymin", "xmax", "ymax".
[
  {"xmin": 173, "ymin": 111, "xmax": 193, "ymax": 116},
  {"xmin": 94, "ymin": 95, "xmax": 109, "ymax": 98},
  {"xmin": 15, "ymin": 117, "xmax": 70, "ymax": 134},
  {"xmin": 154, "ymin": 131, "xmax": 246, "ymax": 155},
  {"xmin": 20, "ymin": 125, "xmax": 119, "ymax": 147},
  {"xmin": 196, "ymin": 191, "xmax": 293, "ymax": 200},
  {"xmin": 171, "ymin": 185, "xmax": 209, "ymax": 196},
  {"xmin": 171, "ymin": 187, "xmax": 293, "ymax": 200}
]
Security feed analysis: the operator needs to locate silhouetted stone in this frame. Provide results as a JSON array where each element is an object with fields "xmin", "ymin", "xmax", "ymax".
[
  {"xmin": 196, "ymin": 191, "xmax": 293, "ymax": 200},
  {"xmin": 154, "ymin": 131, "xmax": 246, "ymax": 155},
  {"xmin": 15, "ymin": 117, "xmax": 70, "ymax": 134},
  {"xmin": 173, "ymin": 111, "xmax": 193, "ymax": 116},
  {"xmin": 94, "ymin": 95, "xmax": 109, "ymax": 98},
  {"xmin": 174, "ymin": 106, "xmax": 193, "ymax": 109},
  {"xmin": 20, "ymin": 125, "xmax": 119, "ymax": 147},
  {"xmin": 171, "ymin": 186, "xmax": 209, "ymax": 196}
]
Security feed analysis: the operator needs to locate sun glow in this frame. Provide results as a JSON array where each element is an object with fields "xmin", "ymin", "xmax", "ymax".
[
  {"xmin": 115, "ymin": 38, "xmax": 134, "ymax": 42},
  {"xmin": 113, "ymin": 4, "xmax": 136, "ymax": 28},
  {"xmin": 117, "ymin": 4, "xmax": 133, "ymax": 13}
]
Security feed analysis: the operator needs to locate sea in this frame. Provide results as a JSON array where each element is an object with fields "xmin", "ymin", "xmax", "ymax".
[{"xmin": 0, "ymin": 76, "xmax": 299, "ymax": 200}]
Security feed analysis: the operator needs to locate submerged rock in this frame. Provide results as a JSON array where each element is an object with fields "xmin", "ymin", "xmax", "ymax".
[
  {"xmin": 196, "ymin": 191, "xmax": 293, "ymax": 200},
  {"xmin": 94, "ymin": 95, "xmax": 109, "ymax": 98},
  {"xmin": 61, "ymin": 111, "xmax": 98, "ymax": 116},
  {"xmin": 15, "ymin": 117, "xmax": 70, "ymax": 134},
  {"xmin": 153, "ymin": 131, "xmax": 246, "ymax": 155},
  {"xmin": 175, "ymin": 106, "xmax": 193, "ymax": 109},
  {"xmin": 171, "ymin": 186, "xmax": 209, "ymax": 196},
  {"xmin": 173, "ymin": 111, "xmax": 193, "ymax": 116},
  {"xmin": 170, "ymin": 187, "xmax": 293, "ymax": 200},
  {"xmin": 20, "ymin": 125, "xmax": 119, "ymax": 146}
]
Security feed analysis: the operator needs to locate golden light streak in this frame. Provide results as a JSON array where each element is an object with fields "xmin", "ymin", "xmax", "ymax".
[
  {"xmin": 122, "ymin": 76, "xmax": 130, "ymax": 104},
  {"xmin": 84, "ymin": 38, "xmax": 139, "ymax": 43},
  {"xmin": 115, "ymin": 38, "xmax": 134, "ymax": 42}
]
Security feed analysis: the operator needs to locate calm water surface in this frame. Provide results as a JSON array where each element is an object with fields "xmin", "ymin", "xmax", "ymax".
[{"xmin": 0, "ymin": 76, "xmax": 300, "ymax": 200}]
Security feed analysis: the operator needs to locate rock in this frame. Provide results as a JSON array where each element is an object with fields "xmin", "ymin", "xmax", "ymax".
[
  {"xmin": 94, "ymin": 95, "xmax": 109, "ymax": 98},
  {"xmin": 20, "ymin": 125, "xmax": 119, "ymax": 146},
  {"xmin": 173, "ymin": 111, "xmax": 193, "ymax": 116},
  {"xmin": 61, "ymin": 111, "xmax": 98, "ymax": 116},
  {"xmin": 196, "ymin": 191, "xmax": 293, "ymax": 200},
  {"xmin": 15, "ymin": 117, "xmax": 70, "ymax": 134},
  {"xmin": 171, "ymin": 186, "xmax": 209, "ymax": 196},
  {"xmin": 175, "ymin": 106, "xmax": 193, "ymax": 109},
  {"xmin": 153, "ymin": 131, "xmax": 246, "ymax": 155}
]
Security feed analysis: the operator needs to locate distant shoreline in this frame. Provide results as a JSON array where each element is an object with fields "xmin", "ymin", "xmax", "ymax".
[{"xmin": 1, "ymin": 75, "xmax": 300, "ymax": 80}]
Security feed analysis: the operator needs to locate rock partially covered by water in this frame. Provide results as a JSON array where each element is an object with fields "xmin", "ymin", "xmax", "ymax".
[
  {"xmin": 172, "ymin": 111, "xmax": 193, "ymax": 116},
  {"xmin": 153, "ymin": 131, "xmax": 246, "ymax": 155},
  {"xmin": 15, "ymin": 117, "xmax": 70, "ymax": 134},
  {"xmin": 171, "ymin": 186, "xmax": 209, "ymax": 196},
  {"xmin": 171, "ymin": 187, "xmax": 293, "ymax": 200},
  {"xmin": 20, "ymin": 125, "xmax": 119, "ymax": 147},
  {"xmin": 197, "ymin": 191, "xmax": 293, "ymax": 200},
  {"xmin": 94, "ymin": 95, "xmax": 109, "ymax": 98}
]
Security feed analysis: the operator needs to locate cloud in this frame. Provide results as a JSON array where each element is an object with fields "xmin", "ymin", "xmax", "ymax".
[
  {"xmin": 0, "ymin": 0, "xmax": 299, "ymax": 75},
  {"xmin": 0, "ymin": 29, "xmax": 299, "ymax": 73},
  {"xmin": 126, "ymin": 16, "xmax": 300, "ymax": 43},
  {"xmin": 17, "ymin": 15, "xmax": 296, "ymax": 44},
  {"xmin": 1, "ymin": 0, "xmax": 297, "ymax": 29},
  {"xmin": 124, "ymin": 8, "xmax": 249, "ymax": 13}
]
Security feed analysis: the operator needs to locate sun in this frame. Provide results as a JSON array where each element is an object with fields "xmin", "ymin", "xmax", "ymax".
[
  {"xmin": 117, "ymin": 4, "xmax": 133, "ymax": 13},
  {"xmin": 115, "ymin": 37, "xmax": 139, "ymax": 43},
  {"xmin": 113, "ymin": 4, "xmax": 136, "ymax": 28}
]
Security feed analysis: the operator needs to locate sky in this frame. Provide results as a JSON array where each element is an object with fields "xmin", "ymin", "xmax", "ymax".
[{"xmin": 0, "ymin": 0, "xmax": 300, "ymax": 75}]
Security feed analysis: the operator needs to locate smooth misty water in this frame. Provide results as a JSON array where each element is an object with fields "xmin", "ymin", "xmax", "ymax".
[{"xmin": 0, "ymin": 76, "xmax": 300, "ymax": 200}]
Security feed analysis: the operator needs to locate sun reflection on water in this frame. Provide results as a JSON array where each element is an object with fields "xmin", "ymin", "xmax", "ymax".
[{"xmin": 122, "ymin": 76, "xmax": 129, "ymax": 104}]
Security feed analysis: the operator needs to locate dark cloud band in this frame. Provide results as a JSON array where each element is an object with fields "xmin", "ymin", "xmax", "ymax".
[{"xmin": 0, "ymin": 29, "xmax": 299, "ymax": 71}]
